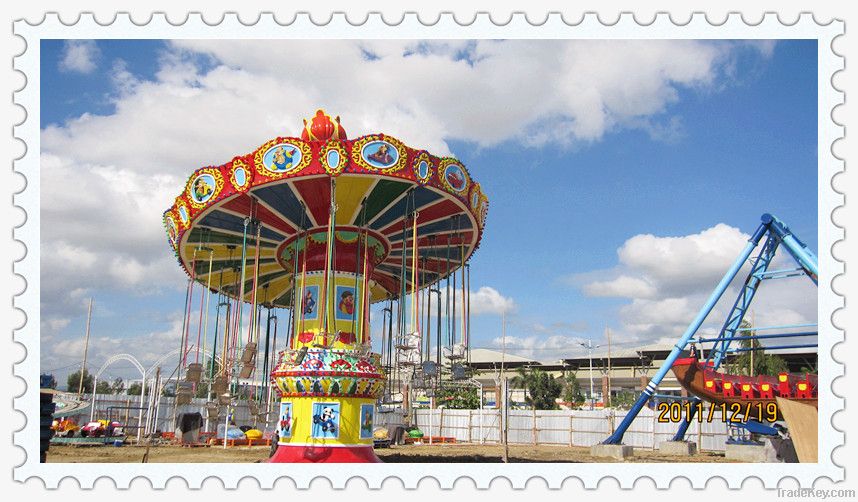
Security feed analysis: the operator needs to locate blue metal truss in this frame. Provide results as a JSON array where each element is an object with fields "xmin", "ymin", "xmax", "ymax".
[{"xmin": 603, "ymin": 213, "xmax": 818, "ymax": 445}]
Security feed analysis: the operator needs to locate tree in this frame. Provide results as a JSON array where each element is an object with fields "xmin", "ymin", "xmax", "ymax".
[
  {"xmin": 127, "ymin": 382, "xmax": 149, "ymax": 396},
  {"xmin": 67, "ymin": 369, "xmax": 94, "ymax": 394},
  {"xmin": 40, "ymin": 373, "xmax": 57, "ymax": 389},
  {"xmin": 735, "ymin": 320, "xmax": 788, "ymax": 376},
  {"xmin": 561, "ymin": 372, "xmax": 585, "ymax": 405},
  {"xmin": 95, "ymin": 380, "xmax": 112, "ymax": 394},
  {"xmin": 161, "ymin": 382, "xmax": 176, "ymax": 397},
  {"xmin": 511, "ymin": 367, "xmax": 563, "ymax": 410},
  {"xmin": 435, "ymin": 385, "xmax": 480, "ymax": 409},
  {"xmin": 611, "ymin": 391, "xmax": 638, "ymax": 409},
  {"xmin": 111, "ymin": 377, "xmax": 125, "ymax": 395},
  {"xmin": 195, "ymin": 383, "xmax": 212, "ymax": 399}
]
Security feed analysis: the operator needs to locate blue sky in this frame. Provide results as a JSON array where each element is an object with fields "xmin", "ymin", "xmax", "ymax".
[{"xmin": 38, "ymin": 39, "xmax": 818, "ymax": 382}]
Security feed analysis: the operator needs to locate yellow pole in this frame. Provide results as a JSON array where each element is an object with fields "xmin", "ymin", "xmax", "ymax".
[
  {"xmin": 460, "ymin": 242, "xmax": 466, "ymax": 345},
  {"xmin": 202, "ymin": 249, "xmax": 214, "ymax": 365},
  {"xmin": 411, "ymin": 213, "xmax": 419, "ymax": 334},
  {"xmin": 296, "ymin": 237, "xmax": 308, "ymax": 348}
]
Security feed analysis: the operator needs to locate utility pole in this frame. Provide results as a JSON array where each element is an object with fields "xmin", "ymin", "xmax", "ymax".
[
  {"xmin": 606, "ymin": 326, "xmax": 612, "ymax": 408},
  {"xmin": 502, "ymin": 376, "xmax": 509, "ymax": 463},
  {"xmin": 77, "ymin": 298, "xmax": 93, "ymax": 398},
  {"xmin": 750, "ymin": 310, "xmax": 755, "ymax": 377},
  {"xmin": 579, "ymin": 338, "xmax": 601, "ymax": 410},
  {"xmin": 501, "ymin": 309, "xmax": 508, "ymax": 463},
  {"xmin": 500, "ymin": 309, "xmax": 506, "ymax": 378}
]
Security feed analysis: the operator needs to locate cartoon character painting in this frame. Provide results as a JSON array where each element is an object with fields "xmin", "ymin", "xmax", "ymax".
[
  {"xmin": 193, "ymin": 176, "xmax": 213, "ymax": 201},
  {"xmin": 272, "ymin": 145, "xmax": 297, "ymax": 171},
  {"xmin": 334, "ymin": 286, "xmax": 356, "ymax": 321},
  {"xmin": 278, "ymin": 402, "xmax": 292, "ymax": 438},
  {"xmin": 301, "ymin": 286, "xmax": 318, "ymax": 320},
  {"xmin": 445, "ymin": 165, "xmax": 466, "ymax": 191},
  {"xmin": 338, "ymin": 290, "xmax": 354, "ymax": 316},
  {"xmin": 367, "ymin": 143, "xmax": 394, "ymax": 165},
  {"xmin": 311, "ymin": 402, "xmax": 340, "ymax": 439},
  {"xmin": 359, "ymin": 404, "xmax": 375, "ymax": 439}
]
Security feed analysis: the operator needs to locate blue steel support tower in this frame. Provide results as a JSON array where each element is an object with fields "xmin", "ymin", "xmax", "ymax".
[{"xmin": 603, "ymin": 213, "xmax": 818, "ymax": 446}]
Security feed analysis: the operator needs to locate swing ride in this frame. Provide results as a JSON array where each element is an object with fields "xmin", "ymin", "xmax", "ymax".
[
  {"xmin": 603, "ymin": 213, "xmax": 818, "ymax": 451},
  {"xmin": 163, "ymin": 110, "xmax": 488, "ymax": 462}
]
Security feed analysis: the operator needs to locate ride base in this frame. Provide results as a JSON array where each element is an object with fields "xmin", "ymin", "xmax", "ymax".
[
  {"xmin": 657, "ymin": 440, "xmax": 697, "ymax": 456},
  {"xmin": 590, "ymin": 444, "xmax": 633, "ymax": 460},
  {"xmin": 269, "ymin": 444, "xmax": 381, "ymax": 463}
]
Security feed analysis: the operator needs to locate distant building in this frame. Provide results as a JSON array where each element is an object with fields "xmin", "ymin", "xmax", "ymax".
[{"xmin": 458, "ymin": 344, "xmax": 818, "ymax": 409}]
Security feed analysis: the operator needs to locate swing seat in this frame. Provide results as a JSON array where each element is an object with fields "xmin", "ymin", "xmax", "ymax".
[
  {"xmin": 335, "ymin": 331, "xmax": 356, "ymax": 345},
  {"xmin": 176, "ymin": 391, "xmax": 193, "ymax": 405},
  {"xmin": 212, "ymin": 376, "xmax": 228, "ymax": 394},
  {"xmin": 239, "ymin": 364, "xmax": 254, "ymax": 379},
  {"xmin": 217, "ymin": 393, "xmax": 231, "ymax": 405},
  {"xmin": 421, "ymin": 360, "xmax": 439, "ymax": 376},
  {"xmin": 185, "ymin": 363, "xmax": 203, "ymax": 384},
  {"xmin": 205, "ymin": 403, "xmax": 219, "ymax": 420},
  {"xmin": 451, "ymin": 363, "xmax": 467, "ymax": 380},
  {"xmin": 240, "ymin": 342, "xmax": 257, "ymax": 364},
  {"xmin": 311, "ymin": 332, "xmax": 331, "ymax": 348}
]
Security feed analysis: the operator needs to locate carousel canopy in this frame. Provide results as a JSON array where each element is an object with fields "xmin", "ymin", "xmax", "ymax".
[{"xmin": 164, "ymin": 110, "xmax": 488, "ymax": 308}]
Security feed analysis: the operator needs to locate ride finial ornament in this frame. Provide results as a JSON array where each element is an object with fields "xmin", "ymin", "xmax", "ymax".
[{"xmin": 301, "ymin": 109, "xmax": 348, "ymax": 141}]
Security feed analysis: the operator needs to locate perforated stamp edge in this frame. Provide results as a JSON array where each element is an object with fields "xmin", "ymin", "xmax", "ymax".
[{"xmin": 11, "ymin": 11, "xmax": 845, "ymax": 490}]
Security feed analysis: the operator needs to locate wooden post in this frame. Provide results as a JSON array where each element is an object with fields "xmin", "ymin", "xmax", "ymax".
[
  {"xmin": 77, "ymin": 298, "xmax": 94, "ymax": 399},
  {"xmin": 697, "ymin": 411, "xmax": 703, "ymax": 451},
  {"xmin": 439, "ymin": 407, "xmax": 444, "ymax": 438},
  {"xmin": 467, "ymin": 410, "xmax": 472, "ymax": 443},
  {"xmin": 502, "ymin": 377, "xmax": 509, "ymax": 462},
  {"xmin": 651, "ymin": 408, "xmax": 656, "ymax": 450},
  {"xmin": 569, "ymin": 413, "xmax": 574, "ymax": 447},
  {"xmin": 532, "ymin": 408, "xmax": 537, "ymax": 445},
  {"xmin": 606, "ymin": 326, "xmax": 612, "ymax": 408}
]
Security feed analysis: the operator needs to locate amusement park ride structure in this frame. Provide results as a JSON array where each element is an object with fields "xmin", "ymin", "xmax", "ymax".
[
  {"xmin": 603, "ymin": 213, "xmax": 819, "ymax": 446},
  {"xmin": 163, "ymin": 110, "xmax": 487, "ymax": 462}
]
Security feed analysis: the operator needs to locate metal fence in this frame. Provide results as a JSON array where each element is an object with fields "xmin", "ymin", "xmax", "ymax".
[
  {"xmin": 378, "ymin": 407, "xmax": 731, "ymax": 451},
  {"xmin": 81, "ymin": 395, "xmax": 731, "ymax": 451}
]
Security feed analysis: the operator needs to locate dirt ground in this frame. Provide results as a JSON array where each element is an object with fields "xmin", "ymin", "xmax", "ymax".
[{"xmin": 46, "ymin": 443, "xmax": 738, "ymax": 463}]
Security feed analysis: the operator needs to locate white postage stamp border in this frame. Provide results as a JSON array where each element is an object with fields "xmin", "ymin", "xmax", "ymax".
[{"xmin": 12, "ymin": 11, "xmax": 845, "ymax": 489}]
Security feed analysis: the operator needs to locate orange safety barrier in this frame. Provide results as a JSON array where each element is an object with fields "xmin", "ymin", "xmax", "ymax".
[
  {"xmin": 209, "ymin": 437, "xmax": 273, "ymax": 447},
  {"xmin": 404, "ymin": 436, "xmax": 457, "ymax": 445}
]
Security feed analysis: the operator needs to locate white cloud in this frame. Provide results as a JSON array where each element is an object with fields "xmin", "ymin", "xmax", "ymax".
[
  {"xmin": 59, "ymin": 40, "xmax": 100, "ymax": 74},
  {"xmin": 615, "ymin": 223, "xmax": 749, "ymax": 297},
  {"xmin": 40, "ymin": 40, "xmax": 774, "ymax": 334},
  {"xmin": 40, "ymin": 314, "xmax": 197, "ymax": 383},
  {"xmin": 468, "ymin": 286, "xmax": 516, "ymax": 315},
  {"xmin": 577, "ymin": 223, "xmax": 817, "ymax": 344},
  {"xmin": 489, "ymin": 334, "xmax": 588, "ymax": 361},
  {"xmin": 583, "ymin": 275, "xmax": 657, "ymax": 299}
]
